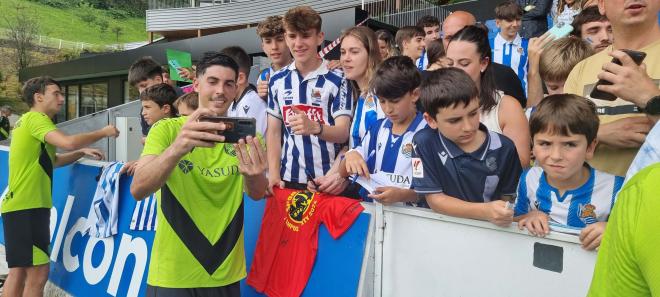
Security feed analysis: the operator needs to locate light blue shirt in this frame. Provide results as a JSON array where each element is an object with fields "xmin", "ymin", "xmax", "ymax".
[{"xmin": 625, "ymin": 120, "xmax": 660, "ymax": 183}]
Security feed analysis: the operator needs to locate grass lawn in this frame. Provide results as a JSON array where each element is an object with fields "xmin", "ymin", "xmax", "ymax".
[{"xmin": 0, "ymin": 0, "xmax": 147, "ymax": 45}]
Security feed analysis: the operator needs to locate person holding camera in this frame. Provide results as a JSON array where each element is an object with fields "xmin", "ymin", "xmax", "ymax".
[{"xmin": 130, "ymin": 52, "xmax": 267, "ymax": 297}]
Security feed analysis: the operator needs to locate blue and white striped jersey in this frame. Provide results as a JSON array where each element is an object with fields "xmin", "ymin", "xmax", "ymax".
[
  {"xmin": 352, "ymin": 112, "xmax": 427, "ymax": 189},
  {"xmin": 130, "ymin": 192, "xmax": 157, "ymax": 231},
  {"xmin": 267, "ymin": 60, "xmax": 354, "ymax": 183},
  {"xmin": 514, "ymin": 166, "xmax": 624, "ymax": 228},
  {"xmin": 350, "ymin": 93, "xmax": 385, "ymax": 149},
  {"xmin": 490, "ymin": 34, "xmax": 529, "ymax": 92},
  {"xmin": 416, "ymin": 49, "xmax": 429, "ymax": 70}
]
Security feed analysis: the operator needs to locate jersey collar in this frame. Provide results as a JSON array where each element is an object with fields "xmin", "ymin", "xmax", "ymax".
[
  {"xmin": 287, "ymin": 59, "xmax": 330, "ymax": 82},
  {"xmin": 495, "ymin": 33, "xmax": 523, "ymax": 46},
  {"xmin": 383, "ymin": 111, "xmax": 424, "ymax": 135},
  {"xmin": 438, "ymin": 123, "xmax": 491, "ymax": 160},
  {"xmin": 540, "ymin": 164, "xmax": 596, "ymax": 202}
]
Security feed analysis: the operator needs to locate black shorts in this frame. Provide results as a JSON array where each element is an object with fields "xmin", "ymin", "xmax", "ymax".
[
  {"xmin": 2, "ymin": 208, "xmax": 51, "ymax": 268},
  {"xmin": 146, "ymin": 282, "xmax": 240, "ymax": 297}
]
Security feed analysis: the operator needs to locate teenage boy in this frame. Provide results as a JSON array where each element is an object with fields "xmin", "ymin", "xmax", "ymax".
[
  {"xmin": 256, "ymin": 15, "xmax": 294, "ymax": 99},
  {"xmin": 131, "ymin": 52, "xmax": 267, "ymax": 296},
  {"xmin": 415, "ymin": 15, "xmax": 441, "ymax": 70},
  {"xmin": 412, "ymin": 68, "xmax": 522, "ymax": 227},
  {"xmin": 2, "ymin": 76, "xmax": 118, "ymax": 297},
  {"xmin": 128, "ymin": 57, "xmax": 166, "ymax": 138},
  {"xmin": 340, "ymin": 56, "xmax": 427, "ymax": 204},
  {"xmin": 395, "ymin": 26, "xmax": 425, "ymax": 63},
  {"xmin": 267, "ymin": 6, "xmax": 353, "ymax": 192},
  {"xmin": 515, "ymin": 94, "xmax": 623, "ymax": 251},
  {"xmin": 490, "ymin": 1, "xmax": 529, "ymax": 92},
  {"xmin": 571, "ymin": 6, "xmax": 612, "ymax": 53},
  {"xmin": 222, "ymin": 46, "xmax": 268, "ymax": 136},
  {"xmin": 140, "ymin": 83, "xmax": 178, "ymax": 126}
]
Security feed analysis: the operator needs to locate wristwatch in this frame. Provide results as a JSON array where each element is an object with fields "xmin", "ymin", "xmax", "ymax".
[{"xmin": 644, "ymin": 95, "xmax": 660, "ymax": 115}]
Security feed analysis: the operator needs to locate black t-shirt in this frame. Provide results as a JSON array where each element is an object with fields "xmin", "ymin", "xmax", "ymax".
[{"xmin": 492, "ymin": 63, "xmax": 527, "ymax": 108}]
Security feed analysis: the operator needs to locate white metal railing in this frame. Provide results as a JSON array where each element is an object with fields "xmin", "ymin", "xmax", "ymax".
[
  {"xmin": 148, "ymin": 0, "xmax": 238, "ymax": 9},
  {"xmin": 364, "ymin": 0, "xmax": 453, "ymax": 27},
  {"xmin": 0, "ymin": 28, "xmax": 149, "ymax": 52}
]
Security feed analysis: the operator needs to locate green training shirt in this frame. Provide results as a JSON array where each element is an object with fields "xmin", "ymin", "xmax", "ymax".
[
  {"xmin": 588, "ymin": 163, "xmax": 660, "ymax": 296},
  {"xmin": 3, "ymin": 112, "xmax": 57, "ymax": 213},
  {"xmin": 142, "ymin": 116, "xmax": 246, "ymax": 288}
]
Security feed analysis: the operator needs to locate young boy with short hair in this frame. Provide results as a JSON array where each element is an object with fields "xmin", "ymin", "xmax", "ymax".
[
  {"xmin": 173, "ymin": 92, "xmax": 198, "ymax": 116},
  {"xmin": 415, "ymin": 15, "xmax": 441, "ymax": 70},
  {"xmin": 412, "ymin": 68, "xmax": 522, "ymax": 226},
  {"xmin": 256, "ymin": 15, "xmax": 294, "ymax": 99},
  {"xmin": 128, "ymin": 57, "xmax": 166, "ymax": 138},
  {"xmin": 140, "ymin": 83, "xmax": 178, "ymax": 126},
  {"xmin": 2, "ymin": 76, "xmax": 118, "ymax": 297},
  {"xmin": 395, "ymin": 26, "xmax": 425, "ymax": 63},
  {"xmin": 340, "ymin": 56, "xmax": 427, "ymax": 204},
  {"xmin": 515, "ymin": 94, "xmax": 624, "ymax": 250},
  {"xmin": 489, "ymin": 1, "xmax": 529, "ymax": 91},
  {"xmin": 222, "ymin": 46, "xmax": 268, "ymax": 135},
  {"xmin": 266, "ymin": 6, "xmax": 353, "ymax": 192}
]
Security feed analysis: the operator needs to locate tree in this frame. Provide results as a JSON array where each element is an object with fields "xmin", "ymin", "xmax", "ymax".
[
  {"xmin": 3, "ymin": 5, "xmax": 40, "ymax": 71},
  {"xmin": 111, "ymin": 26, "xmax": 123, "ymax": 44}
]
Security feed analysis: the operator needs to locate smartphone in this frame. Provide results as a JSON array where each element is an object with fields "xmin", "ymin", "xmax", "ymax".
[
  {"xmin": 502, "ymin": 193, "xmax": 517, "ymax": 210},
  {"xmin": 589, "ymin": 49, "xmax": 647, "ymax": 101},
  {"xmin": 546, "ymin": 22, "xmax": 574, "ymax": 40},
  {"xmin": 198, "ymin": 116, "xmax": 256, "ymax": 143}
]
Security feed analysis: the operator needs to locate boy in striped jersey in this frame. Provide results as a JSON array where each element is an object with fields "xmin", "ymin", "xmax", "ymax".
[
  {"xmin": 515, "ymin": 94, "xmax": 624, "ymax": 251},
  {"xmin": 256, "ymin": 15, "xmax": 293, "ymax": 100},
  {"xmin": 415, "ymin": 15, "xmax": 441, "ymax": 71},
  {"xmin": 489, "ymin": 1, "xmax": 529, "ymax": 92},
  {"xmin": 266, "ymin": 6, "xmax": 354, "ymax": 192},
  {"xmin": 340, "ymin": 56, "xmax": 427, "ymax": 204}
]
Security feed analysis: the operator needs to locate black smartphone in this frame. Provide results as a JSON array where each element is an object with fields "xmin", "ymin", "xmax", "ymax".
[
  {"xmin": 589, "ymin": 49, "xmax": 647, "ymax": 101},
  {"xmin": 198, "ymin": 116, "xmax": 256, "ymax": 143}
]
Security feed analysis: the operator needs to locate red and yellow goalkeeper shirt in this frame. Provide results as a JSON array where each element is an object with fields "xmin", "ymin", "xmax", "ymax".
[{"xmin": 247, "ymin": 187, "xmax": 363, "ymax": 297}]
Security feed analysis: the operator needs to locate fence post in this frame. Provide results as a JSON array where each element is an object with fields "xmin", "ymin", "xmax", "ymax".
[{"xmin": 59, "ymin": 39, "xmax": 62, "ymax": 49}]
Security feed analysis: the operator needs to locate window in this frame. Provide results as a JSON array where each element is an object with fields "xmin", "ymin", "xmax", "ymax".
[
  {"xmin": 80, "ymin": 83, "xmax": 108, "ymax": 117},
  {"xmin": 66, "ymin": 85, "xmax": 79, "ymax": 120}
]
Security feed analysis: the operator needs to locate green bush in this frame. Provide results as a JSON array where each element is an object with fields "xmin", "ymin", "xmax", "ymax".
[{"xmin": 27, "ymin": 0, "xmax": 81, "ymax": 9}]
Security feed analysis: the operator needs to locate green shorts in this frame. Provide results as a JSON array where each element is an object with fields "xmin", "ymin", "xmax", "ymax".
[{"xmin": 2, "ymin": 208, "xmax": 50, "ymax": 268}]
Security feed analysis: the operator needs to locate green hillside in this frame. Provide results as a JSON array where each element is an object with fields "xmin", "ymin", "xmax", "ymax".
[{"xmin": 0, "ymin": 0, "xmax": 147, "ymax": 46}]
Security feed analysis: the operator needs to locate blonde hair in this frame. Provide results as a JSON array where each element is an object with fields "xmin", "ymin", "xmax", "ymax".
[
  {"xmin": 340, "ymin": 26, "xmax": 382, "ymax": 95},
  {"xmin": 540, "ymin": 37, "xmax": 592, "ymax": 82}
]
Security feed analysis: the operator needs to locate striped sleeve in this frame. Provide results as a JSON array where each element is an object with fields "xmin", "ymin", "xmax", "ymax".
[
  {"xmin": 514, "ymin": 169, "xmax": 530, "ymax": 216},
  {"xmin": 331, "ymin": 77, "xmax": 354, "ymax": 119},
  {"xmin": 267, "ymin": 74, "xmax": 282, "ymax": 119},
  {"xmin": 610, "ymin": 175, "xmax": 625, "ymax": 211}
]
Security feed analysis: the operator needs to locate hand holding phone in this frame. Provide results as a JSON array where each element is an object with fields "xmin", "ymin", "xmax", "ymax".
[
  {"xmin": 590, "ymin": 49, "xmax": 647, "ymax": 101},
  {"xmin": 545, "ymin": 22, "xmax": 573, "ymax": 41},
  {"xmin": 198, "ymin": 116, "xmax": 257, "ymax": 143}
]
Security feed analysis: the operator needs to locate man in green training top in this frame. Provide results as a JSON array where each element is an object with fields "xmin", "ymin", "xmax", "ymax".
[
  {"xmin": 130, "ymin": 52, "xmax": 267, "ymax": 297},
  {"xmin": 2, "ymin": 76, "xmax": 119, "ymax": 297}
]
